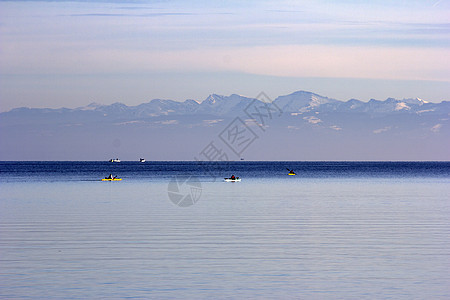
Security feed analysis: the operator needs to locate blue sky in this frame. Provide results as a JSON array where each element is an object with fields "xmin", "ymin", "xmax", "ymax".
[{"xmin": 1, "ymin": 0, "xmax": 449, "ymax": 111}]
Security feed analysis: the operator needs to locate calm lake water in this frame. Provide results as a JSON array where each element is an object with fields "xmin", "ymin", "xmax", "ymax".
[{"xmin": 0, "ymin": 161, "xmax": 449, "ymax": 299}]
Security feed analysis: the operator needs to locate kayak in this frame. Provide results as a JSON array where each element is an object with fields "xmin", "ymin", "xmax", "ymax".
[
  {"xmin": 288, "ymin": 172, "xmax": 296, "ymax": 176},
  {"xmin": 101, "ymin": 178, "xmax": 122, "ymax": 181},
  {"xmin": 224, "ymin": 178, "xmax": 241, "ymax": 182}
]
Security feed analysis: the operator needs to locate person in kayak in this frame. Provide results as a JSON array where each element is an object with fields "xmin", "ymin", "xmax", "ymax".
[
  {"xmin": 230, "ymin": 175, "xmax": 236, "ymax": 180},
  {"xmin": 106, "ymin": 174, "xmax": 113, "ymax": 179}
]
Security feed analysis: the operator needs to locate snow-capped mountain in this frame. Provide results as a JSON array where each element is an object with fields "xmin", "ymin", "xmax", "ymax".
[
  {"xmin": 5, "ymin": 90, "xmax": 447, "ymax": 118},
  {"xmin": 196, "ymin": 94, "xmax": 256, "ymax": 116},
  {"xmin": 274, "ymin": 90, "xmax": 338, "ymax": 113},
  {"xmin": 1, "ymin": 91, "xmax": 448, "ymax": 161}
]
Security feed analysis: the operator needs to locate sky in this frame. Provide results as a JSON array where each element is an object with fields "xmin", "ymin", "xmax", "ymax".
[{"xmin": 0, "ymin": 0, "xmax": 449, "ymax": 112}]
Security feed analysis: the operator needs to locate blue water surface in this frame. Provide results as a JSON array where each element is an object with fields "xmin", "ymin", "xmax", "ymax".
[
  {"xmin": 0, "ymin": 161, "xmax": 448, "ymax": 182},
  {"xmin": 0, "ymin": 161, "xmax": 449, "ymax": 299}
]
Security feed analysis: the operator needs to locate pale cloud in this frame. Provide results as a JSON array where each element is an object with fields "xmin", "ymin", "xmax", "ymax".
[
  {"xmin": 329, "ymin": 125, "xmax": 342, "ymax": 131},
  {"xmin": 203, "ymin": 119, "xmax": 223, "ymax": 126},
  {"xmin": 115, "ymin": 120, "xmax": 145, "ymax": 125},
  {"xmin": 2, "ymin": 45, "xmax": 448, "ymax": 82},
  {"xmin": 431, "ymin": 124, "xmax": 442, "ymax": 132},
  {"xmin": 155, "ymin": 120, "xmax": 178, "ymax": 125},
  {"xmin": 2, "ymin": 1, "xmax": 449, "ymax": 83},
  {"xmin": 217, "ymin": 45, "xmax": 450, "ymax": 82},
  {"xmin": 303, "ymin": 116, "xmax": 322, "ymax": 124},
  {"xmin": 244, "ymin": 118, "xmax": 268, "ymax": 128},
  {"xmin": 373, "ymin": 126, "xmax": 392, "ymax": 134},
  {"xmin": 416, "ymin": 109, "xmax": 436, "ymax": 114}
]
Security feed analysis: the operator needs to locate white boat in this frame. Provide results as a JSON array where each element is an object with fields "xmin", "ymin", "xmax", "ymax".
[
  {"xmin": 109, "ymin": 158, "xmax": 120, "ymax": 162},
  {"xmin": 140, "ymin": 158, "xmax": 145, "ymax": 163},
  {"xmin": 224, "ymin": 177, "xmax": 241, "ymax": 182}
]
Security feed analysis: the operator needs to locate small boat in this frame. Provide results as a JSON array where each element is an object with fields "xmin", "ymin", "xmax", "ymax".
[
  {"xmin": 224, "ymin": 177, "xmax": 241, "ymax": 182},
  {"xmin": 102, "ymin": 178, "xmax": 122, "ymax": 181},
  {"xmin": 109, "ymin": 158, "xmax": 120, "ymax": 162},
  {"xmin": 286, "ymin": 168, "xmax": 296, "ymax": 175},
  {"xmin": 140, "ymin": 158, "xmax": 145, "ymax": 163}
]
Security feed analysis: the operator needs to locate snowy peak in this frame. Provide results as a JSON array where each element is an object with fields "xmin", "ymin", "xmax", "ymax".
[
  {"xmin": 77, "ymin": 102, "xmax": 104, "ymax": 110},
  {"xmin": 394, "ymin": 102, "xmax": 411, "ymax": 111},
  {"xmin": 184, "ymin": 99, "xmax": 200, "ymax": 105},
  {"xmin": 203, "ymin": 94, "xmax": 223, "ymax": 105},
  {"xmin": 360, "ymin": 97, "xmax": 442, "ymax": 114},
  {"xmin": 197, "ymin": 93, "xmax": 256, "ymax": 115},
  {"xmin": 274, "ymin": 91, "xmax": 338, "ymax": 113},
  {"xmin": 402, "ymin": 97, "xmax": 428, "ymax": 105}
]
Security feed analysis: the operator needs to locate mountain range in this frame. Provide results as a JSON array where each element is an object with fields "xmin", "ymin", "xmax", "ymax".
[
  {"xmin": 5, "ymin": 90, "xmax": 448, "ymax": 118},
  {"xmin": 1, "ymin": 91, "xmax": 448, "ymax": 160}
]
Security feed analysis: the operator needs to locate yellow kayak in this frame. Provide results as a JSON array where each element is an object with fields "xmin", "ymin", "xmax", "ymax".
[
  {"xmin": 288, "ymin": 173, "xmax": 296, "ymax": 176},
  {"xmin": 101, "ymin": 178, "xmax": 122, "ymax": 181}
]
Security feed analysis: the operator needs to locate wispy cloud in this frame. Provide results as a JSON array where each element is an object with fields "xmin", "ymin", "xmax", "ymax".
[
  {"xmin": 155, "ymin": 120, "xmax": 178, "ymax": 125},
  {"xmin": 69, "ymin": 12, "xmax": 197, "ymax": 17},
  {"xmin": 329, "ymin": 125, "xmax": 342, "ymax": 131},
  {"xmin": 373, "ymin": 126, "xmax": 392, "ymax": 134},
  {"xmin": 4, "ymin": 43, "xmax": 448, "ymax": 82},
  {"xmin": 303, "ymin": 116, "xmax": 322, "ymax": 124},
  {"xmin": 431, "ymin": 124, "xmax": 442, "ymax": 132},
  {"xmin": 203, "ymin": 119, "xmax": 223, "ymax": 126}
]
